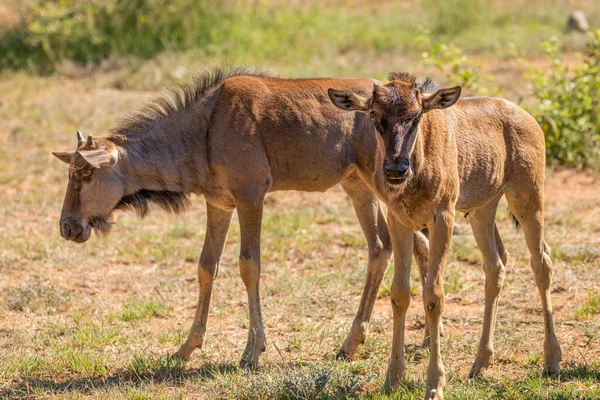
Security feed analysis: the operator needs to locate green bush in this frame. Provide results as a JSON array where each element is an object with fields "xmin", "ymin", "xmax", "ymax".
[
  {"xmin": 420, "ymin": 30, "xmax": 599, "ymax": 169},
  {"xmin": 418, "ymin": 30, "xmax": 497, "ymax": 96},
  {"xmin": 528, "ymin": 31, "xmax": 600, "ymax": 168},
  {"xmin": 0, "ymin": 0, "xmax": 224, "ymax": 73}
]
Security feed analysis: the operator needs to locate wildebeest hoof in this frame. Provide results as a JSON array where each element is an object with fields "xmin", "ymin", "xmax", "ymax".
[
  {"xmin": 173, "ymin": 345, "xmax": 193, "ymax": 361},
  {"xmin": 381, "ymin": 378, "xmax": 394, "ymax": 395},
  {"xmin": 469, "ymin": 365, "xmax": 485, "ymax": 379},
  {"xmin": 382, "ymin": 368, "xmax": 404, "ymax": 394},
  {"xmin": 543, "ymin": 363, "xmax": 560, "ymax": 377},
  {"xmin": 336, "ymin": 350, "xmax": 353, "ymax": 361},
  {"xmin": 239, "ymin": 352, "xmax": 260, "ymax": 369},
  {"xmin": 426, "ymin": 388, "xmax": 444, "ymax": 400}
]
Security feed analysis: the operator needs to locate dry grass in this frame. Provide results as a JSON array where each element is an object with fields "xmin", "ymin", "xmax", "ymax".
[{"xmin": 0, "ymin": 68, "xmax": 599, "ymax": 399}]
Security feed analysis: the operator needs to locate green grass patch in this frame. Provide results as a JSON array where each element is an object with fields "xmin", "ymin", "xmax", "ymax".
[
  {"xmin": 121, "ymin": 300, "xmax": 171, "ymax": 322},
  {"xmin": 377, "ymin": 265, "xmax": 394, "ymax": 299},
  {"xmin": 0, "ymin": 354, "xmax": 50, "ymax": 379},
  {"xmin": 58, "ymin": 348, "xmax": 109, "ymax": 376},
  {"xmin": 71, "ymin": 321, "xmax": 123, "ymax": 349},
  {"xmin": 262, "ymin": 210, "xmax": 315, "ymax": 238},
  {"xmin": 443, "ymin": 263, "xmax": 464, "ymax": 294},
  {"xmin": 378, "ymin": 264, "xmax": 423, "ymax": 299},
  {"xmin": 576, "ymin": 291, "xmax": 600, "ymax": 320},
  {"xmin": 168, "ymin": 223, "xmax": 197, "ymax": 239},
  {"xmin": 129, "ymin": 353, "xmax": 186, "ymax": 382},
  {"xmin": 451, "ymin": 236, "xmax": 482, "ymax": 265}
]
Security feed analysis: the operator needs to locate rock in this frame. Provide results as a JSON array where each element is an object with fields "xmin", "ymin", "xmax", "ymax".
[{"xmin": 567, "ymin": 10, "xmax": 589, "ymax": 33}]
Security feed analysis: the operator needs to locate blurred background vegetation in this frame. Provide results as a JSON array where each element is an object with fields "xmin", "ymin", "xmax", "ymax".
[{"xmin": 0, "ymin": 0, "xmax": 599, "ymax": 168}]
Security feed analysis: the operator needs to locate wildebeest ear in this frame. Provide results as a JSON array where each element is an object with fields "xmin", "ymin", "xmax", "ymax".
[
  {"xmin": 52, "ymin": 151, "xmax": 75, "ymax": 164},
  {"xmin": 328, "ymin": 89, "xmax": 369, "ymax": 112},
  {"xmin": 78, "ymin": 148, "xmax": 118, "ymax": 169},
  {"xmin": 422, "ymin": 86, "xmax": 461, "ymax": 112}
]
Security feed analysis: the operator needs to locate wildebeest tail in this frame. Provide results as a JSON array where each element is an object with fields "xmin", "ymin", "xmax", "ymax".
[{"xmin": 508, "ymin": 210, "xmax": 521, "ymax": 231}]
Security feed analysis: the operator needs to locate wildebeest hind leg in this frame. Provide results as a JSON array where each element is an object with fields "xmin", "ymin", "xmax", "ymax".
[
  {"xmin": 505, "ymin": 189, "xmax": 562, "ymax": 376},
  {"xmin": 337, "ymin": 178, "xmax": 392, "ymax": 359}
]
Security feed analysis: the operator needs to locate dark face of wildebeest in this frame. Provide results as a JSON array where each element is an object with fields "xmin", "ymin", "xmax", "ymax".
[{"xmin": 328, "ymin": 77, "xmax": 461, "ymax": 185}]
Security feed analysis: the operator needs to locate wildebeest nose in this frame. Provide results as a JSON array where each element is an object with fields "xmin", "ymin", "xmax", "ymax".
[
  {"xmin": 398, "ymin": 158, "xmax": 410, "ymax": 174},
  {"xmin": 384, "ymin": 158, "xmax": 410, "ymax": 178},
  {"xmin": 60, "ymin": 218, "xmax": 82, "ymax": 240},
  {"xmin": 61, "ymin": 223, "xmax": 71, "ymax": 239}
]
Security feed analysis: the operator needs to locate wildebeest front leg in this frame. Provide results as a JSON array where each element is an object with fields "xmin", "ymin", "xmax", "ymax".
[
  {"xmin": 383, "ymin": 213, "xmax": 413, "ymax": 392},
  {"xmin": 236, "ymin": 194, "xmax": 267, "ymax": 369},
  {"xmin": 175, "ymin": 202, "xmax": 233, "ymax": 360},
  {"xmin": 338, "ymin": 180, "xmax": 392, "ymax": 359},
  {"xmin": 423, "ymin": 210, "xmax": 454, "ymax": 400}
]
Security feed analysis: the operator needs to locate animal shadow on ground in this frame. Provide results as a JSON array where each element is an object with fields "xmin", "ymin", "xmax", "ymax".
[
  {"xmin": 0, "ymin": 361, "xmax": 236, "ymax": 398},
  {"xmin": 0, "ymin": 358, "xmax": 391, "ymax": 398},
  {"xmin": 1, "ymin": 359, "xmax": 598, "ymax": 398},
  {"xmin": 557, "ymin": 362, "xmax": 600, "ymax": 382}
]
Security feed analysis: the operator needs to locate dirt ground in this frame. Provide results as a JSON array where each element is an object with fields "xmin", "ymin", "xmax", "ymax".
[{"xmin": 0, "ymin": 73, "xmax": 599, "ymax": 399}]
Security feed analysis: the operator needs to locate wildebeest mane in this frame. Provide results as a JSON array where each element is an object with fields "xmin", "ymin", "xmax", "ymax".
[
  {"xmin": 109, "ymin": 65, "xmax": 274, "ymax": 141},
  {"xmin": 115, "ymin": 189, "xmax": 190, "ymax": 218},
  {"xmin": 388, "ymin": 72, "xmax": 416, "ymax": 86},
  {"xmin": 418, "ymin": 78, "xmax": 440, "ymax": 94},
  {"xmin": 387, "ymin": 72, "xmax": 440, "ymax": 94},
  {"xmin": 89, "ymin": 215, "xmax": 114, "ymax": 236}
]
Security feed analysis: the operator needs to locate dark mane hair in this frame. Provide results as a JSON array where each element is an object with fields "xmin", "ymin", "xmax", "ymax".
[
  {"xmin": 115, "ymin": 189, "xmax": 190, "ymax": 218},
  {"xmin": 418, "ymin": 78, "xmax": 440, "ymax": 94},
  {"xmin": 109, "ymin": 65, "xmax": 274, "ymax": 141},
  {"xmin": 388, "ymin": 72, "xmax": 416, "ymax": 86},
  {"xmin": 387, "ymin": 72, "xmax": 440, "ymax": 94}
]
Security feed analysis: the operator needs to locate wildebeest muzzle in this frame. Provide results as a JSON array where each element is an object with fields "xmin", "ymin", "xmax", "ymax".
[
  {"xmin": 60, "ymin": 217, "xmax": 91, "ymax": 243},
  {"xmin": 383, "ymin": 157, "xmax": 410, "ymax": 184}
]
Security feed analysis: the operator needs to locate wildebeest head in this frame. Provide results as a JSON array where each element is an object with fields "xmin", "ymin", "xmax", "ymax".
[
  {"xmin": 328, "ymin": 74, "xmax": 461, "ymax": 185},
  {"xmin": 52, "ymin": 131, "xmax": 121, "ymax": 243}
]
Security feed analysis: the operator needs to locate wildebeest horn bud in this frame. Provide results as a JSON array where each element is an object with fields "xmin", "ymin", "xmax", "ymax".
[
  {"xmin": 373, "ymin": 82, "xmax": 386, "ymax": 97},
  {"xmin": 77, "ymin": 130, "xmax": 84, "ymax": 143},
  {"xmin": 87, "ymin": 135, "xmax": 94, "ymax": 148}
]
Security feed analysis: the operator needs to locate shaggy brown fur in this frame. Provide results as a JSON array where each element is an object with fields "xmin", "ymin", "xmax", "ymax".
[{"xmin": 330, "ymin": 73, "xmax": 561, "ymax": 399}]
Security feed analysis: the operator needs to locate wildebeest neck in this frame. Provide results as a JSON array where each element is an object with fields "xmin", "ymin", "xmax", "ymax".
[{"xmin": 112, "ymin": 122, "xmax": 210, "ymax": 197}]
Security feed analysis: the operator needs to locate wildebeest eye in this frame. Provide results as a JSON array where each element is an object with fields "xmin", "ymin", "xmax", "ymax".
[
  {"xmin": 75, "ymin": 169, "xmax": 92, "ymax": 180},
  {"xmin": 369, "ymin": 111, "xmax": 376, "ymax": 120}
]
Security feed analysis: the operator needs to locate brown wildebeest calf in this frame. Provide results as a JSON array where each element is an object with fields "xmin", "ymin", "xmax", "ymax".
[
  {"xmin": 52, "ymin": 67, "xmax": 431, "ymax": 370},
  {"xmin": 329, "ymin": 73, "xmax": 562, "ymax": 399}
]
